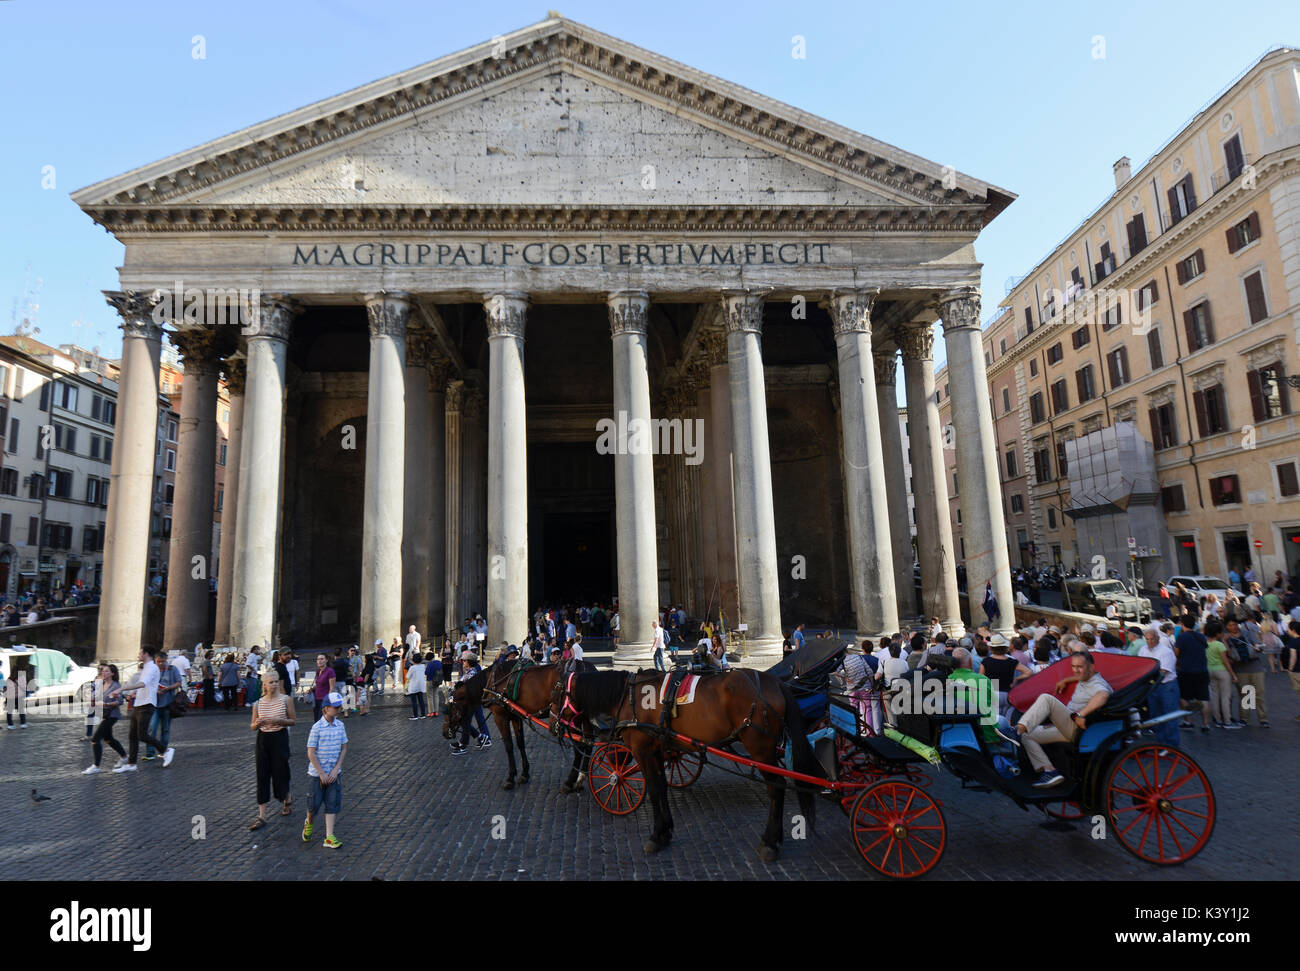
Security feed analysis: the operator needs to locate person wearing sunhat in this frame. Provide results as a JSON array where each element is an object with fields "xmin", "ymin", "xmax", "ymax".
[{"xmin": 303, "ymin": 691, "xmax": 347, "ymax": 849}]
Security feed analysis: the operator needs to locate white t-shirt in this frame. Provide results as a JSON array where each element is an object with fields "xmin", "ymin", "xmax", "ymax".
[
  {"xmin": 611, "ymin": 613, "xmax": 620, "ymax": 632},
  {"xmin": 570, "ymin": 643, "xmax": 584, "ymax": 661},
  {"xmin": 406, "ymin": 631, "xmax": 422, "ymax": 652},
  {"xmin": 651, "ymin": 626, "xmax": 665, "ymax": 651},
  {"xmin": 134, "ymin": 660, "xmax": 160, "ymax": 707},
  {"xmin": 1138, "ymin": 643, "xmax": 1177, "ymax": 684},
  {"xmin": 880, "ymin": 656, "xmax": 911, "ymax": 684},
  {"xmin": 286, "ymin": 658, "xmax": 300, "ymax": 686},
  {"xmin": 170, "ymin": 655, "xmax": 191, "ymax": 678}
]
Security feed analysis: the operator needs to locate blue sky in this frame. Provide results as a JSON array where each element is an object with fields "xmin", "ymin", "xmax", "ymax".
[{"xmin": 0, "ymin": 0, "xmax": 1294, "ymax": 373}]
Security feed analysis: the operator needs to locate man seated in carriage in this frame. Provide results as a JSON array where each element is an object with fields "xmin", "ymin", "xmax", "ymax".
[{"xmin": 998, "ymin": 650, "xmax": 1112, "ymax": 788}]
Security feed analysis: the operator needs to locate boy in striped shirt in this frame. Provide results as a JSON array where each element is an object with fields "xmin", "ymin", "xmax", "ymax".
[{"xmin": 303, "ymin": 691, "xmax": 348, "ymax": 849}]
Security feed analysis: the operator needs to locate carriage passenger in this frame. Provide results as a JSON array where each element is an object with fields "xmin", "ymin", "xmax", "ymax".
[{"xmin": 835, "ymin": 643, "xmax": 881, "ymax": 734}]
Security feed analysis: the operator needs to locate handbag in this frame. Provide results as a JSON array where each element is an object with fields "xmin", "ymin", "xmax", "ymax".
[{"xmin": 169, "ymin": 685, "xmax": 190, "ymax": 717}]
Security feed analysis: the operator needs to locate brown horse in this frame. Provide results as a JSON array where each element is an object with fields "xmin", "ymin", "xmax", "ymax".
[
  {"xmin": 557, "ymin": 667, "xmax": 823, "ymax": 861},
  {"xmin": 444, "ymin": 659, "xmax": 591, "ymax": 792}
]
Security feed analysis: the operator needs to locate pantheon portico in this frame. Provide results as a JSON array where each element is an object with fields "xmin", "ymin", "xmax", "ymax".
[{"xmin": 76, "ymin": 16, "xmax": 1017, "ymax": 668}]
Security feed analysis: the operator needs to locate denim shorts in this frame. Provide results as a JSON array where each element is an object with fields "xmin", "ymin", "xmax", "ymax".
[{"xmin": 308, "ymin": 775, "xmax": 342, "ymax": 815}]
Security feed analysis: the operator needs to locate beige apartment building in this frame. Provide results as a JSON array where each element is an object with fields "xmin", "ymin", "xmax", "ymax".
[{"xmin": 942, "ymin": 46, "xmax": 1300, "ymax": 592}]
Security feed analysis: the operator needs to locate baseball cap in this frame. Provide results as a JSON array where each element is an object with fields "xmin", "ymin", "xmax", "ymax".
[
  {"xmin": 325, "ymin": 691, "xmax": 344, "ymax": 708},
  {"xmin": 375, "ymin": 639, "xmax": 383, "ymax": 646}
]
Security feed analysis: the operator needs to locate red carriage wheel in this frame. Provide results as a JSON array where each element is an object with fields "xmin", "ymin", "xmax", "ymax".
[
  {"xmin": 1044, "ymin": 800, "xmax": 1086, "ymax": 820},
  {"xmin": 850, "ymin": 780, "xmax": 946, "ymax": 878},
  {"xmin": 664, "ymin": 748, "xmax": 704, "ymax": 789},
  {"xmin": 1105, "ymin": 745, "xmax": 1215, "ymax": 866},
  {"xmin": 587, "ymin": 743, "xmax": 646, "ymax": 816}
]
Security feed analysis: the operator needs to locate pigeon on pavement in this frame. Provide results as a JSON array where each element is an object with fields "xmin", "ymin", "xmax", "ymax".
[{"xmin": 30, "ymin": 789, "xmax": 51, "ymax": 804}]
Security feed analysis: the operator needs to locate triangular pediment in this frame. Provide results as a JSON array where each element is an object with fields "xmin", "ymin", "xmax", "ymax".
[{"xmin": 73, "ymin": 16, "xmax": 1013, "ymax": 222}]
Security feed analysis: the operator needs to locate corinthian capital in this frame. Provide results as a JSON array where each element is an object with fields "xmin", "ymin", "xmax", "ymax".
[
  {"xmin": 896, "ymin": 324, "xmax": 936, "ymax": 362},
  {"xmin": 826, "ymin": 288, "xmax": 878, "ymax": 339},
  {"xmin": 405, "ymin": 327, "xmax": 436, "ymax": 367},
  {"xmin": 720, "ymin": 290, "xmax": 764, "ymax": 335},
  {"xmin": 483, "ymin": 292, "xmax": 528, "ymax": 340},
  {"xmin": 938, "ymin": 287, "xmax": 981, "ymax": 334},
  {"xmin": 607, "ymin": 290, "xmax": 650, "ymax": 338},
  {"xmin": 104, "ymin": 290, "xmax": 165, "ymax": 341},
  {"xmin": 242, "ymin": 294, "xmax": 299, "ymax": 341},
  {"xmin": 699, "ymin": 328, "xmax": 728, "ymax": 367},
  {"xmin": 872, "ymin": 345, "xmax": 899, "ymax": 386},
  {"xmin": 365, "ymin": 291, "xmax": 410, "ymax": 340},
  {"xmin": 222, "ymin": 356, "xmax": 247, "ymax": 396},
  {"xmin": 169, "ymin": 326, "xmax": 227, "ymax": 375}
]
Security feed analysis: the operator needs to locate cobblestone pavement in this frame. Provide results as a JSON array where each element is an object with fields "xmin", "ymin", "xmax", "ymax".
[{"xmin": 1, "ymin": 671, "xmax": 1296, "ymax": 881}]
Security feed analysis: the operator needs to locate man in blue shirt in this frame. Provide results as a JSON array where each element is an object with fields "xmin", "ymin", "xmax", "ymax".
[
  {"xmin": 792, "ymin": 623, "xmax": 806, "ymax": 652},
  {"xmin": 303, "ymin": 691, "xmax": 348, "ymax": 849},
  {"xmin": 424, "ymin": 652, "xmax": 443, "ymax": 718},
  {"xmin": 1174, "ymin": 614, "xmax": 1211, "ymax": 732}
]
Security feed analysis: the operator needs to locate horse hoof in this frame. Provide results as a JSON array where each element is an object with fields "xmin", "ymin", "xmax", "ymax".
[
  {"xmin": 518, "ymin": 775, "xmax": 530, "ymax": 785},
  {"xmin": 560, "ymin": 782, "xmax": 574, "ymax": 794},
  {"xmin": 502, "ymin": 780, "xmax": 515, "ymax": 791},
  {"xmin": 643, "ymin": 839, "xmax": 666, "ymax": 855},
  {"xmin": 757, "ymin": 843, "xmax": 780, "ymax": 863}
]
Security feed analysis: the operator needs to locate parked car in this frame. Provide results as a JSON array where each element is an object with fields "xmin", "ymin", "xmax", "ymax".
[
  {"xmin": 0, "ymin": 646, "xmax": 98, "ymax": 707},
  {"xmin": 1166, "ymin": 575, "xmax": 1244, "ymax": 600},
  {"xmin": 1062, "ymin": 578, "xmax": 1152, "ymax": 624}
]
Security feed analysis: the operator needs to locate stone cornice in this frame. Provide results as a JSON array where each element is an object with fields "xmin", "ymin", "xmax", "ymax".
[
  {"xmin": 78, "ymin": 203, "xmax": 989, "ymax": 235},
  {"xmin": 73, "ymin": 19, "xmax": 1009, "ymax": 218}
]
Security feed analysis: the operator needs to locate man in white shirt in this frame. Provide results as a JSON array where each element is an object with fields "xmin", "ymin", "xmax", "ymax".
[
  {"xmin": 171, "ymin": 649, "xmax": 192, "ymax": 680},
  {"xmin": 569, "ymin": 635, "xmax": 584, "ymax": 664},
  {"xmin": 1001, "ymin": 650, "xmax": 1111, "ymax": 788},
  {"xmin": 1138, "ymin": 628, "xmax": 1180, "ymax": 747},
  {"xmin": 285, "ymin": 652, "xmax": 300, "ymax": 695},
  {"xmin": 405, "ymin": 625, "xmax": 422, "ymax": 655},
  {"xmin": 651, "ymin": 621, "xmax": 666, "ymax": 671},
  {"xmin": 115, "ymin": 647, "xmax": 174, "ymax": 771}
]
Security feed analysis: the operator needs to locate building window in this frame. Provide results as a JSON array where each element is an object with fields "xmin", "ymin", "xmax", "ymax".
[
  {"xmin": 1147, "ymin": 328, "xmax": 1164, "ymax": 370},
  {"xmin": 103, "ymin": 400, "xmax": 116, "ymax": 426},
  {"xmin": 217, "ymin": 488, "xmax": 224, "ymax": 513},
  {"xmin": 1176, "ymin": 249, "xmax": 1206, "ymax": 284},
  {"xmin": 1047, "ymin": 342, "xmax": 1063, "ymax": 365},
  {"xmin": 1056, "ymin": 440, "xmax": 1069, "ymax": 478},
  {"xmin": 165, "ymin": 449, "xmax": 176, "ymax": 471},
  {"xmin": 1030, "ymin": 392, "xmax": 1045, "ymax": 425},
  {"xmin": 1183, "ymin": 302, "xmax": 1215, "ymax": 352},
  {"xmin": 1075, "ymin": 365, "xmax": 1097, "ymax": 404},
  {"xmin": 1223, "ymin": 134, "xmax": 1245, "ymax": 180},
  {"xmin": 957, "ymin": 508, "xmax": 962, "ymax": 523},
  {"xmin": 1209, "ymin": 474, "xmax": 1241, "ymax": 506},
  {"xmin": 1023, "ymin": 306, "xmax": 1034, "ymax": 333},
  {"xmin": 1126, "ymin": 214, "xmax": 1148, "ymax": 257},
  {"xmin": 1005, "ymin": 449, "xmax": 1018, "ymax": 478},
  {"xmin": 1225, "ymin": 212, "xmax": 1261, "ymax": 253},
  {"xmin": 47, "ymin": 468, "xmax": 73, "ymax": 499},
  {"xmin": 1137, "ymin": 280, "xmax": 1159, "ymax": 311},
  {"xmin": 1034, "ymin": 446, "xmax": 1052, "ymax": 484},
  {"xmin": 219, "ymin": 443, "xmax": 227, "ymax": 466},
  {"xmin": 1107, "ymin": 346, "xmax": 1130, "ymax": 388},
  {"xmin": 1192, "ymin": 384, "xmax": 1229, "ymax": 437},
  {"xmin": 0, "ymin": 468, "xmax": 15, "ymax": 495},
  {"xmin": 166, "ymin": 419, "xmax": 178, "ymax": 442},
  {"xmin": 1071, "ymin": 326, "xmax": 1091, "ymax": 350},
  {"xmin": 952, "ymin": 472, "xmax": 959, "ymax": 494},
  {"xmin": 162, "ymin": 516, "xmax": 172, "ymax": 539},
  {"xmin": 1051, "ymin": 378, "xmax": 1069, "ymax": 415},
  {"xmin": 26, "ymin": 516, "xmax": 38, "ymax": 546},
  {"xmin": 1029, "ymin": 359, "xmax": 1038, "ymax": 377},
  {"xmin": 984, "ymin": 351, "xmax": 991, "ymax": 366},
  {"xmin": 999, "ymin": 338, "xmax": 1007, "ymax": 355},
  {"xmin": 1100, "ymin": 297, "xmax": 1124, "ymax": 332},
  {"xmin": 5, "ymin": 418, "xmax": 16, "ymax": 455},
  {"xmin": 164, "ymin": 482, "xmax": 174, "ymax": 504},
  {"xmin": 1094, "ymin": 241, "xmax": 1117, "ymax": 282},
  {"xmin": 1168, "ymin": 173, "xmax": 1197, "ymax": 225},
  {"xmin": 27, "ymin": 473, "xmax": 43, "ymax": 500},
  {"xmin": 1161, "ymin": 483, "xmax": 1187, "ymax": 512},
  {"xmin": 1243, "ymin": 271, "xmax": 1268, "ymax": 323},
  {"xmin": 1010, "ymin": 494, "xmax": 1024, "ymax": 513},
  {"xmin": 83, "ymin": 527, "xmax": 98, "ymax": 554},
  {"xmin": 1248, "ymin": 362, "xmax": 1290, "ymax": 421},
  {"xmin": 1001, "ymin": 387, "xmax": 1011, "ymax": 413},
  {"xmin": 1149, "ymin": 402, "xmax": 1178, "ymax": 450},
  {"xmin": 1277, "ymin": 462, "xmax": 1300, "ymax": 498},
  {"xmin": 90, "ymin": 435, "xmax": 100, "ymax": 460},
  {"xmin": 1047, "ymin": 507, "xmax": 1058, "ymax": 529}
]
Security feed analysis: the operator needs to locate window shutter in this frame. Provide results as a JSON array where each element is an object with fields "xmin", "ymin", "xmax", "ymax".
[
  {"xmin": 1202, "ymin": 301, "xmax": 1215, "ymax": 343},
  {"xmin": 1247, "ymin": 369, "xmax": 1265, "ymax": 422},
  {"xmin": 1247, "ymin": 211, "xmax": 1260, "ymax": 239},
  {"xmin": 1148, "ymin": 279, "xmax": 1159, "ymax": 303},
  {"xmin": 1076, "ymin": 369, "xmax": 1087, "ymax": 400},
  {"xmin": 1244, "ymin": 272, "xmax": 1267, "ymax": 323},
  {"xmin": 1167, "ymin": 186, "xmax": 1180, "ymax": 222},
  {"xmin": 1192, "ymin": 389, "xmax": 1208, "ymax": 437},
  {"xmin": 39, "ymin": 383, "xmax": 48, "ymax": 411},
  {"xmin": 1226, "ymin": 224, "xmax": 1241, "ymax": 253},
  {"xmin": 1148, "ymin": 407, "xmax": 1160, "ymax": 446},
  {"xmin": 1108, "ymin": 352, "xmax": 1120, "ymax": 388},
  {"xmin": 1183, "ymin": 174, "xmax": 1197, "ymax": 211},
  {"xmin": 1277, "ymin": 362, "xmax": 1291, "ymax": 415},
  {"xmin": 1194, "ymin": 249, "xmax": 1205, "ymax": 275},
  {"xmin": 1183, "ymin": 309, "xmax": 1197, "ymax": 350},
  {"xmin": 1176, "ymin": 259, "xmax": 1188, "ymax": 285},
  {"xmin": 1225, "ymin": 136, "xmax": 1244, "ymax": 176}
]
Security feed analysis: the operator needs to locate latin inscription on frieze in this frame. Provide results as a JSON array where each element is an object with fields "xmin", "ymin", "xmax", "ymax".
[{"xmin": 291, "ymin": 240, "xmax": 834, "ymax": 268}]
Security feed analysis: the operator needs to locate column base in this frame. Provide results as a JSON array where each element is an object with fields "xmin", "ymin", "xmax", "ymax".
[
  {"xmin": 730, "ymin": 634, "xmax": 784, "ymax": 668},
  {"xmin": 941, "ymin": 619, "xmax": 967, "ymax": 638},
  {"xmin": 611, "ymin": 640, "xmax": 654, "ymax": 671}
]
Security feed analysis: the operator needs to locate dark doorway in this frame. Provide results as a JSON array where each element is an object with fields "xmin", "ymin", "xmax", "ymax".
[{"xmin": 540, "ymin": 512, "xmax": 614, "ymax": 604}]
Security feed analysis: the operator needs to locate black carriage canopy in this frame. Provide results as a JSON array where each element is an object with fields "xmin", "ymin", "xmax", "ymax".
[{"xmin": 765, "ymin": 638, "xmax": 848, "ymax": 683}]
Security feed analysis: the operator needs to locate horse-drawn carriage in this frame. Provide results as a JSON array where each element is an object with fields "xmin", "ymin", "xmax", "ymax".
[{"xmin": 453, "ymin": 642, "xmax": 1215, "ymax": 877}]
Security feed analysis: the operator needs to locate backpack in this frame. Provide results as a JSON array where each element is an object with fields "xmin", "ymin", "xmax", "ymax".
[{"xmin": 1227, "ymin": 636, "xmax": 1252, "ymax": 665}]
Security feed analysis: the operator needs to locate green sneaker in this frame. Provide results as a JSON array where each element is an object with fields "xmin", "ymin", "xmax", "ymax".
[
  {"xmin": 322, "ymin": 835, "xmax": 342, "ymax": 849},
  {"xmin": 301, "ymin": 820, "xmax": 313, "ymax": 842}
]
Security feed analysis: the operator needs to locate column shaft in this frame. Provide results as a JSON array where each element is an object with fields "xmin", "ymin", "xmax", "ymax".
[
  {"xmin": 942, "ymin": 289, "xmax": 1015, "ymax": 636},
  {"xmin": 213, "ymin": 361, "xmax": 244, "ymax": 647},
  {"xmin": 874, "ymin": 345, "xmax": 915, "ymax": 621},
  {"xmin": 162, "ymin": 334, "xmax": 221, "ymax": 652},
  {"xmin": 722, "ymin": 292, "xmax": 783, "ymax": 662},
  {"xmin": 230, "ymin": 299, "xmax": 294, "ymax": 649},
  {"xmin": 485, "ymin": 295, "xmax": 529, "ymax": 650},
  {"xmin": 402, "ymin": 334, "xmax": 431, "ymax": 635},
  {"xmin": 829, "ymin": 291, "xmax": 898, "ymax": 638},
  {"xmin": 609, "ymin": 292, "xmax": 659, "ymax": 669},
  {"xmin": 361, "ymin": 293, "xmax": 407, "ymax": 654},
  {"xmin": 444, "ymin": 382, "xmax": 465, "ymax": 632},
  {"xmin": 97, "ymin": 292, "xmax": 163, "ymax": 664},
  {"xmin": 427, "ymin": 376, "xmax": 447, "ymax": 639},
  {"xmin": 900, "ymin": 324, "xmax": 964, "ymax": 635}
]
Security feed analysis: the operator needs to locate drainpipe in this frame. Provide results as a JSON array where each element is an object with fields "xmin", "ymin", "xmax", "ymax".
[{"xmin": 1162, "ymin": 265, "xmax": 1204, "ymax": 509}]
